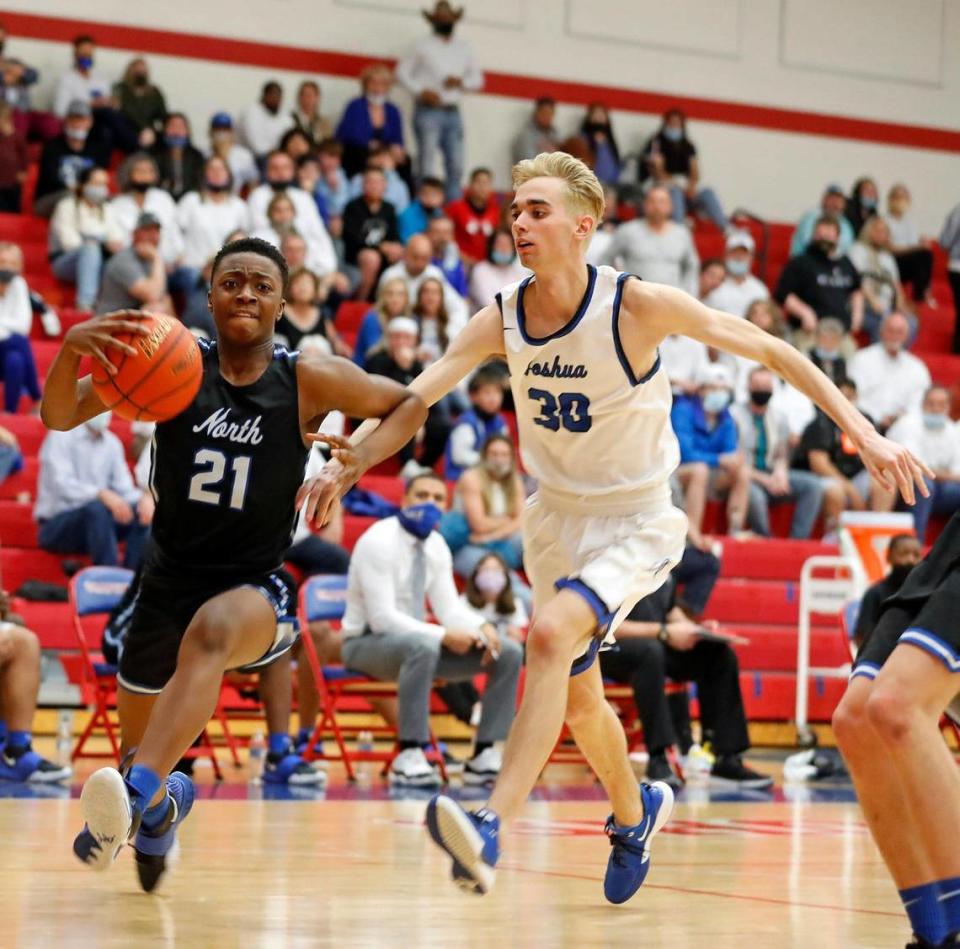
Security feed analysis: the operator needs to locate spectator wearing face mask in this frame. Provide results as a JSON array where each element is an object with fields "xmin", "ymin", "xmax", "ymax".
[
  {"xmin": 671, "ymin": 364, "xmax": 752, "ymax": 545},
  {"xmin": 704, "ymin": 231, "xmax": 767, "ymax": 317},
  {"xmin": 444, "ymin": 366, "xmax": 509, "ymax": 482},
  {"xmin": 396, "ymin": 2, "xmax": 484, "ymax": 202},
  {"xmin": 35, "ymin": 98, "xmax": 111, "ymax": 217},
  {"xmin": 113, "ymin": 57, "xmax": 167, "ymax": 150},
  {"xmin": 790, "ymin": 183, "xmax": 855, "ymax": 258},
  {"xmin": 336, "ymin": 63, "xmax": 408, "ymax": 180},
  {"xmin": 853, "ymin": 534, "xmax": 922, "ymax": 649},
  {"xmin": 883, "ymin": 183, "xmax": 935, "ymax": 309},
  {"xmin": 205, "ymin": 112, "xmax": 259, "ymax": 195},
  {"xmin": 468, "ymin": 229, "xmax": 528, "ymax": 309},
  {"xmin": 849, "ymin": 216, "xmax": 915, "ymax": 343},
  {"xmin": 290, "ymin": 80, "xmax": 331, "ymax": 147},
  {"xmin": 0, "ymin": 252, "xmax": 39, "ymax": 413},
  {"xmin": 427, "ymin": 214, "xmax": 467, "ymax": 297},
  {"xmin": 845, "ymin": 177, "xmax": 880, "ymax": 237},
  {"xmin": 48, "ymin": 166, "xmax": 124, "ymax": 311},
  {"xmin": 640, "ymin": 107, "xmax": 729, "ymax": 232},
  {"xmin": 53, "ymin": 34, "xmax": 111, "ymax": 119},
  {"xmin": 399, "ymin": 176, "xmax": 447, "ymax": 244},
  {"xmin": 150, "ymin": 112, "xmax": 205, "ymax": 200},
  {"xmin": 579, "ymin": 102, "xmax": 621, "ymax": 185},
  {"xmin": 460, "ymin": 553, "xmax": 528, "ymax": 642},
  {"xmin": 241, "ymin": 81, "xmax": 291, "ymax": 166},
  {"xmin": 807, "ymin": 317, "xmax": 849, "ymax": 386},
  {"xmin": 849, "ymin": 311, "xmax": 930, "ymax": 432},
  {"xmin": 731, "ymin": 367, "xmax": 824, "ymax": 539},
  {"xmin": 346, "ymin": 142, "xmax": 411, "ymax": 214},
  {"xmin": 887, "ymin": 386, "xmax": 960, "ymax": 542}
]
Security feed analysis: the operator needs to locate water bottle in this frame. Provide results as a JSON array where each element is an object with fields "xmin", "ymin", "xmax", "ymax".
[
  {"xmin": 249, "ymin": 731, "xmax": 266, "ymax": 774},
  {"xmin": 357, "ymin": 730, "xmax": 374, "ymax": 755},
  {"xmin": 56, "ymin": 709, "xmax": 74, "ymax": 765}
]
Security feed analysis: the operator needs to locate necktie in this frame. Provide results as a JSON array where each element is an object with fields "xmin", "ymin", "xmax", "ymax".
[{"xmin": 411, "ymin": 540, "xmax": 427, "ymax": 621}]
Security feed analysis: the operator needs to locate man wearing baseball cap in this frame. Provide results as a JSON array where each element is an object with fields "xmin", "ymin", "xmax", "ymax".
[
  {"xmin": 206, "ymin": 111, "xmax": 259, "ymax": 194},
  {"xmin": 704, "ymin": 230, "xmax": 770, "ymax": 317},
  {"xmin": 790, "ymin": 182, "xmax": 855, "ymax": 257},
  {"xmin": 95, "ymin": 211, "xmax": 170, "ymax": 315}
]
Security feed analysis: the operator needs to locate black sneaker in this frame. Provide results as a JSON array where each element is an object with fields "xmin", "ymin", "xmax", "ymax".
[
  {"xmin": 646, "ymin": 752, "xmax": 684, "ymax": 792},
  {"xmin": 709, "ymin": 754, "xmax": 774, "ymax": 790}
]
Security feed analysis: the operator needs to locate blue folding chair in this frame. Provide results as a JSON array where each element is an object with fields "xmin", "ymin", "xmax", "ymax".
[{"xmin": 297, "ymin": 574, "xmax": 447, "ymax": 782}]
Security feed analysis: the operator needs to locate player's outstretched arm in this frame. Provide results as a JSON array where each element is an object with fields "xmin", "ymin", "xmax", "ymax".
[
  {"xmin": 627, "ymin": 280, "xmax": 933, "ymax": 504},
  {"xmin": 341, "ymin": 302, "xmax": 506, "ymax": 448},
  {"xmin": 40, "ymin": 310, "xmax": 152, "ymax": 430},
  {"xmin": 296, "ymin": 353, "xmax": 428, "ymax": 525}
]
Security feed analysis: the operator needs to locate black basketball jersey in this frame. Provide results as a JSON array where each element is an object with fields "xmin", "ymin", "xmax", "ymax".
[{"xmin": 148, "ymin": 339, "xmax": 308, "ymax": 575}]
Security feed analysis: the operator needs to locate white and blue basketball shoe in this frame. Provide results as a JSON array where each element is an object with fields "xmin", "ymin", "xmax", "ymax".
[{"xmin": 426, "ymin": 794, "xmax": 500, "ymax": 895}]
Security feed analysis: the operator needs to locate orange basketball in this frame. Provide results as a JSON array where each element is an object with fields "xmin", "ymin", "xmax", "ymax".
[{"xmin": 91, "ymin": 313, "xmax": 203, "ymax": 422}]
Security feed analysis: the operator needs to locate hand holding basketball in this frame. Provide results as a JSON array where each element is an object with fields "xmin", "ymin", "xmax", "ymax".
[{"xmin": 64, "ymin": 309, "xmax": 152, "ymax": 376}]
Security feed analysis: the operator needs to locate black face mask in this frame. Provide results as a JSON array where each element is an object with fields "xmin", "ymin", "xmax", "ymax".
[
  {"xmin": 583, "ymin": 121, "xmax": 608, "ymax": 137},
  {"xmin": 887, "ymin": 563, "xmax": 915, "ymax": 588},
  {"xmin": 473, "ymin": 405, "xmax": 496, "ymax": 422},
  {"xmin": 433, "ymin": 21, "xmax": 454, "ymax": 36},
  {"xmin": 749, "ymin": 390, "xmax": 773, "ymax": 407},
  {"xmin": 129, "ymin": 181, "xmax": 152, "ymax": 193},
  {"xmin": 0, "ymin": 43, "xmax": 6, "ymax": 56},
  {"xmin": 205, "ymin": 181, "xmax": 230, "ymax": 193},
  {"xmin": 810, "ymin": 239, "xmax": 837, "ymax": 256},
  {"xmin": 0, "ymin": 269, "xmax": 16, "ymax": 284},
  {"xmin": 269, "ymin": 178, "xmax": 293, "ymax": 192},
  {"xmin": 131, "ymin": 74, "xmax": 148, "ymax": 87}
]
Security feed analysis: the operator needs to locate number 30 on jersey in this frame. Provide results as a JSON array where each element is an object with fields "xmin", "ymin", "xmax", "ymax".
[{"xmin": 527, "ymin": 388, "xmax": 592, "ymax": 433}]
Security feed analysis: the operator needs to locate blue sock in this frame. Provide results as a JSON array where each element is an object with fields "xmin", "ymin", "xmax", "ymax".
[
  {"xmin": 126, "ymin": 764, "xmax": 163, "ymax": 815},
  {"xmin": 297, "ymin": 727, "xmax": 310, "ymax": 746},
  {"xmin": 268, "ymin": 733, "xmax": 290, "ymax": 757},
  {"xmin": 937, "ymin": 877, "xmax": 960, "ymax": 935},
  {"xmin": 140, "ymin": 793, "xmax": 172, "ymax": 831},
  {"xmin": 900, "ymin": 882, "xmax": 948, "ymax": 944},
  {"xmin": 0, "ymin": 720, "xmax": 7, "ymax": 746},
  {"xmin": 7, "ymin": 730, "xmax": 30, "ymax": 751}
]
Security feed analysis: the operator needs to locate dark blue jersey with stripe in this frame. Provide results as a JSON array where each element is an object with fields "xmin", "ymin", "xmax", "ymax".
[{"xmin": 148, "ymin": 340, "xmax": 308, "ymax": 575}]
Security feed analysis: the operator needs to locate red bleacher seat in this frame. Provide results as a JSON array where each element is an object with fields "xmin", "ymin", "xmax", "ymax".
[
  {"xmin": 0, "ymin": 500, "xmax": 37, "ymax": 547},
  {"xmin": 12, "ymin": 598, "xmax": 74, "ymax": 649},
  {"xmin": 0, "ymin": 456, "xmax": 38, "ymax": 499},
  {"xmin": 0, "ymin": 413, "xmax": 136, "ymax": 456},
  {"xmin": 2, "ymin": 548, "xmax": 83, "ymax": 590}
]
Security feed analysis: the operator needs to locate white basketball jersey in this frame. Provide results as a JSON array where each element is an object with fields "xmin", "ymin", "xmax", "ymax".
[{"xmin": 498, "ymin": 264, "xmax": 680, "ymax": 509}]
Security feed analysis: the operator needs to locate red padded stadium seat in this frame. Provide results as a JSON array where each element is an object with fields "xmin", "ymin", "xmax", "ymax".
[
  {"xmin": 726, "ymin": 621, "xmax": 850, "ymax": 672},
  {"xmin": 342, "ymin": 514, "xmax": 377, "ymax": 551},
  {"xmin": 357, "ymin": 474, "xmax": 404, "ymax": 506},
  {"xmin": 0, "ymin": 499, "xmax": 37, "ymax": 547},
  {"xmin": 1, "ymin": 548, "xmax": 85, "ymax": 590},
  {"xmin": 0, "ymin": 456, "xmax": 38, "ymax": 499},
  {"xmin": 718, "ymin": 538, "xmax": 837, "ymax": 581},
  {"xmin": 11, "ymin": 598, "xmax": 75, "ymax": 649},
  {"xmin": 0, "ymin": 212, "xmax": 47, "ymax": 242},
  {"xmin": 739, "ymin": 671, "xmax": 845, "ymax": 723},
  {"xmin": 708, "ymin": 578, "xmax": 799, "ymax": 625}
]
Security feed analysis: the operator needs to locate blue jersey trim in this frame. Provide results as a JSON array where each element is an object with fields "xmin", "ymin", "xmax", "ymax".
[
  {"xmin": 570, "ymin": 638, "xmax": 601, "ymax": 677},
  {"xmin": 899, "ymin": 628, "xmax": 960, "ymax": 673},
  {"xmin": 611, "ymin": 272, "xmax": 659, "ymax": 386},
  {"xmin": 516, "ymin": 264, "xmax": 597, "ymax": 346}
]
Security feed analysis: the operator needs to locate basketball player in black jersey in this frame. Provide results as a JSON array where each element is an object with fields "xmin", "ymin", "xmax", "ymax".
[
  {"xmin": 835, "ymin": 513, "xmax": 960, "ymax": 949},
  {"xmin": 41, "ymin": 237, "xmax": 426, "ymax": 892}
]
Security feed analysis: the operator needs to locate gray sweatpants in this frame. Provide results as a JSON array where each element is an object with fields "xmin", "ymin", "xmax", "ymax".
[{"xmin": 341, "ymin": 631, "xmax": 523, "ymax": 745}]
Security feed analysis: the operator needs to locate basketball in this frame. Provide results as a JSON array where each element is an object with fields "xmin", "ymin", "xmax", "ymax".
[{"xmin": 90, "ymin": 313, "xmax": 203, "ymax": 422}]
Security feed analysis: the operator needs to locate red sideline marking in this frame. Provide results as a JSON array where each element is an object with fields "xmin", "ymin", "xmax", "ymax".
[
  {"xmin": 6, "ymin": 10, "xmax": 960, "ymax": 154},
  {"xmin": 503, "ymin": 864, "xmax": 905, "ymax": 919}
]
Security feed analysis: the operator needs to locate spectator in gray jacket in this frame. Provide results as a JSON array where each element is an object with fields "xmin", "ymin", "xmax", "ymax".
[
  {"xmin": 511, "ymin": 97, "xmax": 559, "ymax": 163},
  {"xmin": 731, "ymin": 367, "xmax": 825, "ymax": 539}
]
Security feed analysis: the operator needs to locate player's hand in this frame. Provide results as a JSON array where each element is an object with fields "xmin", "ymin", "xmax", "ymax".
[
  {"xmin": 64, "ymin": 309, "xmax": 151, "ymax": 376},
  {"xmin": 856, "ymin": 428, "xmax": 933, "ymax": 506},
  {"xmin": 442, "ymin": 628, "xmax": 478, "ymax": 655},
  {"xmin": 298, "ymin": 433, "xmax": 366, "ymax": 528}
]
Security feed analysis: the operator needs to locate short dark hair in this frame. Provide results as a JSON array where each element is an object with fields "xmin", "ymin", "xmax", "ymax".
[
  {"xmin": 468, "ymin": 366, "xmax": 504, "ymax": 394},
  {"xmin": 839, "ymin": 377, "xmax": 858, "ymax": 392},
  {"xmin": 470, "ymin": 167, "xmax": 492, "ymax": 181},
  {"xmin": 317, "ymin": 138, "xmax": 342, "ymax": 156},
  {"xmin": 535, "ymin": 96, "xmax": 556, "ymax": 109},
  {"xmin": 262, "ymin": 81, "xmax": 282, "ymax": 96},
  {"xmin": 420, "ymin": 176, "xmax": 445, "ymax": 192},
  {"xmin": 814, "ymin": 215, "xmax": 841, "ymax": 235},
  {"xmin": 404, "ymin": 470, "xmax": 446, "ymax": 494},
  {"xmin": 73, "ymin": 34, "xmax": 95, "ymax": 48},
  {"xmin": 298, "ymin": 79, "xmax": 319, "ymax": 94},
  {"xmin": 211, "ymin": 237, "xmax": 289, "ymax": 291},
  {"xmin": 700, "ymin": 256, "xmax": 726, "ymax": 274},
  {"xmin": 888, "ymin": 533, "xmax": 917, "ymax": 557}
]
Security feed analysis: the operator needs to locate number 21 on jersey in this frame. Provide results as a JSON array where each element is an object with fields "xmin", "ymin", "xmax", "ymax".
[
  {"xmin": 527, "ymin": 388, "xmax": 592, "ymax": 433},
  {"xmin": 188, "ymin": 448, "xmax": 251, "ymax": 510}
]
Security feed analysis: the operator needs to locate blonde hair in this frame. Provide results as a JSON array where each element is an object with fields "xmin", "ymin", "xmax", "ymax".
[{"xmin": 512, "ymin": 152, "xmax": 605, "ymax": 228}]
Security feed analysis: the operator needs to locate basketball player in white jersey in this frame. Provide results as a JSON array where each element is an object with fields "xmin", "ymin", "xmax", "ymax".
[{"xmin": 313, "ymin": 152, "xmax": 930, "ymax": 904}]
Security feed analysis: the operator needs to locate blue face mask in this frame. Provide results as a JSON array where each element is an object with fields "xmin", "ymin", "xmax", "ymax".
[
  {"xmin": 166, "ymin": 134, "xmax": 188, "ymax": 148},
  {"xmin": 398, "ymin": 502, "xmax": 443, "ymax": 539},
  {"xmin": 77, "ymin": 56, "xmax": 93, "ymax": 71},
  {"xmin": 491, "ymin": 249, "xmax": 514, "ymax": 266},
  {"xmin": 726, "ymin": 258, "xmax": 749, "ymax": 277},
  {"xmin": 663, "ymin": 126, "xmax": 683, "ymax": 142},
  {"xmin": 923, "ymin": 412, "xmax": 948, "ymax": 431},
  {"xmin": 814, "ymin": 346, "xmax": 838, "ymax": 361},
  {"xmin": 861, "ymin": 196, "xmax": 877, "ymax": 210},
  {"xmin": 702, "ymin": 390, "xmax": 730, "ymax": 414}
]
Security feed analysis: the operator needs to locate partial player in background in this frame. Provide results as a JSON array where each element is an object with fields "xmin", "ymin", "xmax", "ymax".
[{"xmin": 41, "ymin": 237, "xmax": 425, "ymax": 893}]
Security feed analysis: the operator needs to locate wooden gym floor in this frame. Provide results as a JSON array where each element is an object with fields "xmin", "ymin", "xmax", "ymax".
[{"xmin": 0, "ymin": 748, "xmax": 909, "ymax": 948}]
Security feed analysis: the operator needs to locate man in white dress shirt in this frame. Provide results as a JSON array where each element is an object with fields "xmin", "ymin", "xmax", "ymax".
[
  {"xmin": 240, "ymin": 81, "xmax": 291, "ymax": 165},
  {"xmin": 340, "ymin": 471, "xmax": 523, "ymax": 787},
  {"xmin": 849, "ymin": 312, "xmax": 931, "ymax": 433},
  {"xmin": 396, "ymin": 2, "xmax": 484, "ymax": 202},
  {"xmin": 53, "ymin": 34, "xmax": 111, "ymax": 119}
]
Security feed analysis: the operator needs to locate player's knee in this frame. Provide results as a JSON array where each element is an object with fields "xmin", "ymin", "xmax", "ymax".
[
  {"xmin": 686, "ymin": 462, "xmax": 709, "ymax": 486},
  {"xmin": 865, "ymin": 687, "xmax": 915, "ymax": 746},
  {"xmin": 525, "ymin": 616, "xmax": 575, "ymax": 665},
  {"xmin": 182, "ymin": 613, "xmax": 234, "ymax": 659},
  {"xmin": 832, "ymin": 692, "xmax": 869, "ymax": 749}
]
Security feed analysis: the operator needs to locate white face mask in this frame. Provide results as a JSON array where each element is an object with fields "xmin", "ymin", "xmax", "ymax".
[
  {"xmin": 85, "ymin": 412, "xmax": 111, "ymax": 434},
  {"xmin": 475, "ymin": 569, "xmax": 508, "ymax": 596},
  {"xmin": 367, "ymin": 94, "xmax": 387, "ymax": 107}
]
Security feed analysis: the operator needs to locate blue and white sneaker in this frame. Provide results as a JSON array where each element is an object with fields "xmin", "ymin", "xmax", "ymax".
[
  {"xmin": 263, "ymin": 750, "xmax": 326, "ymax": 786},
  {"xmin": 73, "ymin": 767, "xmax": 136, "ymax": 871},
  {"xmin": 426, "ymin": 794, "xmax": 499, "ymax": 895},
  {"xmin": 0, "ymin": 743, "xmax": 72, "ymax": 784},
  {"xmin": 603, "ymin": 781, "xmax": 675, "ymax": 904},
  {"xmin": 133, "ymin": 772, "xmax": 195, "ymax": 893}
]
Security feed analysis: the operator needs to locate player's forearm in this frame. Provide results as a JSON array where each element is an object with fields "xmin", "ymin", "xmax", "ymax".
[
  {"xmin": 40, "ymin": 348, "xmax": 86, "ymax": 430},
  {"xmin": 354, "ymin": 392, "xmax": 427, "ymax": 474}
]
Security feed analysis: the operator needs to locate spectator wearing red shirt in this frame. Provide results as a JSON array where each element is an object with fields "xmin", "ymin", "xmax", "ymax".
[{"xmin": 445, "ymin": 166, "xmax": 498, "ymax": 265}]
